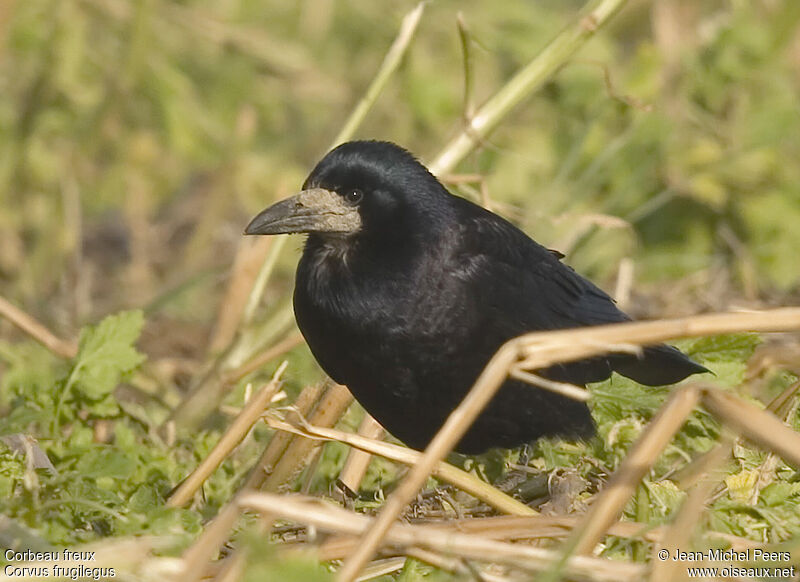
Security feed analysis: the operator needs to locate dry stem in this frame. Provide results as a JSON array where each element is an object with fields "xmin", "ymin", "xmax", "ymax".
[
  {"xmin": 167, "ymin": 362, "xmax": 288, "ymax": 507},
  {"xmin": 241, "ymin": 492, "xmax": 645, "ymax": 582},
  {"xmin": 265, "ymin": 414, "xmax": 536, "ymax": 516},
  {"xmin": 338, "ymin": 414, "xmax": 385, "ymax": 494},
  {"xmin": 429, "ymin": 0, "xmax": 629, "ymax": 176},
  {"xmin": 0, "ymin": 295, "xmax": 77, "ymax": 359},
  {"xmin": 566, "ymin": 386, "xmax": 701, "ymax": 557},
  {"xmin": 329, "ymin": 3, "xmax": 426, "ymax": 149},
  {"xmin": 262, "ymin": 382, "xmax": 353, "ymax": 491},
  {"xmin": 179, "ymin": 383, "xmax": 324, "ymax": 582}
]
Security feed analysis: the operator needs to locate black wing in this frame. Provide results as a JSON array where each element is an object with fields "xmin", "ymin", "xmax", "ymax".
[{"xmin": 452, "ymin": 199, "xmax": 707, "ymax": 386}]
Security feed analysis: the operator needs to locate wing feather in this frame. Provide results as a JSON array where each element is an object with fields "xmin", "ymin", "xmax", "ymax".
[{"xmin": 451, "ymin": 200, "xmax": 705, "ymax": 386}]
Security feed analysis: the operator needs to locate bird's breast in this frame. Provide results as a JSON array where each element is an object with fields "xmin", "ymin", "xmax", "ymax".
[{"xmin": 294, "ymin": 242, "xmax": 472, "ymax": 371}]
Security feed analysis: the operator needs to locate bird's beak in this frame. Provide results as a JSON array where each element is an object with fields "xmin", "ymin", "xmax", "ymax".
[{"xmin": 244, "ymin": 188, "xmax": 361, "ymax": 236}]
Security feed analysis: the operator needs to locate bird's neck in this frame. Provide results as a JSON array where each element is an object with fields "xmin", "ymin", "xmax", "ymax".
[
  {"xmin": 308, "ymin": 234, "xmax": 353, "ymax": 264},
  {"xmin": 306, "ymin": 228, "xmax": 435, "ymax": 272}
]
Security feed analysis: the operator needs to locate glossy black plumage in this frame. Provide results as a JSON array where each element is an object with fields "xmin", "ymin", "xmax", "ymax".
[{"xmin": 246, "ymin": 141, "xmax": 708, "ymax": 453}]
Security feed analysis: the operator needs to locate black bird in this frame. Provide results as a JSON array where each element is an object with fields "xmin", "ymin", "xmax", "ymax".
[{"xmin": 245, "ymin": 141, "xmax": 707, "ymax": 454}]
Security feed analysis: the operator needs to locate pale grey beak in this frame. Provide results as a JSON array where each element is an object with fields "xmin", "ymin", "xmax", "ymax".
[{"xmin": 244, "ymin": 188, "xmax": 361, "ymax": 236}]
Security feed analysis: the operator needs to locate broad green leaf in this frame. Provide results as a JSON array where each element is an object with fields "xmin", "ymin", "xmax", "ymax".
[
  {"xmin": 66, "ymin": 310, "xmax": 146, "ymax": 401},
  {"xmin": 760, "ymin": 482, "xmax": 800, "ymax": 507},
  {"xmin": 643, "ymin": 480, "xmax": 688, "ymax": 519},
  {"xmin": 683, "ymin": 333, "xmax": 762, "ymax": 363},
  {"xmin": 77, "ymin": 448, "xmax": 137, "ymax": 480}
]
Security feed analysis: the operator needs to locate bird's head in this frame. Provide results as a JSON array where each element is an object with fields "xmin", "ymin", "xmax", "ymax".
[{"xmin": 244, "ymin": 141, "xmax": 447, "ymax": 243}]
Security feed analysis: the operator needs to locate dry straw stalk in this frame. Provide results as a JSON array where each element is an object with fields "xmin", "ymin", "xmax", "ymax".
[{"xmin": 240, "ymin": 492, "xmax": 646, "ymax": 582}]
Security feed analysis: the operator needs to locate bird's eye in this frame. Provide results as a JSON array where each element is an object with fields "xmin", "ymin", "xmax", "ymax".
[{"xmin": 344, "ymin": 189, "xmax": 364, "ymax": 206}]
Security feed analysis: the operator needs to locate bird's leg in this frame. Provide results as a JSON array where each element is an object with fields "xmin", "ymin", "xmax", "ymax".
[
  {"xmin": 494, "ymin": 445, "xmax": 551, "ymax": 503},
  {"xmin": 434, "ymin": 487, "xmax": 465, "ymax": 519},
  {"xmin": 332, "ymin": 478, "xmax": 359, "ymax": 510},
  {"xmin": 517, "ymin": 443, "xmax": 533, "ymax": 467}
]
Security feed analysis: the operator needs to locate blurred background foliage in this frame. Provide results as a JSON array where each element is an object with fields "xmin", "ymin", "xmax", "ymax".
[
  {"xmin": 2, "ymin": 0, "xmax": 800, "ymax": 338},
  {"xmin": 1, "ymin": 0, "xmax": 800, "ymax": 576}
]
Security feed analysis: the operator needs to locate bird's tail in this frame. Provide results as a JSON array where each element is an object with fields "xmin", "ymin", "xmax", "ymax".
[{"xmin": 612, "ymin": 344, "xmax": 710, "ymax": 386}]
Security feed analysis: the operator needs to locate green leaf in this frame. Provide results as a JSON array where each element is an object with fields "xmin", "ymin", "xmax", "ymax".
[
  {"xmin": 65, "ymin": 310, "xmax": 146, "ymax": 402},
  {"xmin": 683, "ymin": 333, "xmax": 762, "ymax": 363},
  {"xmin": 0, "ymin": 342, "xmax": 62, "ymax": 404},
  {"xmin": 590, "ymin": 374, "xmax": 670, "ymax": 426},
  {"xmin": 760, "ymin": 482, "xmax": 800, "ymax": 507},
  {"xmin": 0, "ymin": 448, "xmax": 26, "ymax": 497},
  {"xmin": 77, "ymin": 448, "xmax": 137, "ymax": 480},
  {"xmin": 128, "ymin": 485, "xmax": 159, "ymax": 513},
  {"xmin": 90, "ymin": 394, "xmax": 121, "ymax": 417},
  {"xmin": 643, "ymin": 480, "xmax": 688, "ymax": 520},
  {"xmin": 238, "ymin": 529, "xmax": 334, "ymax": 582}
]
